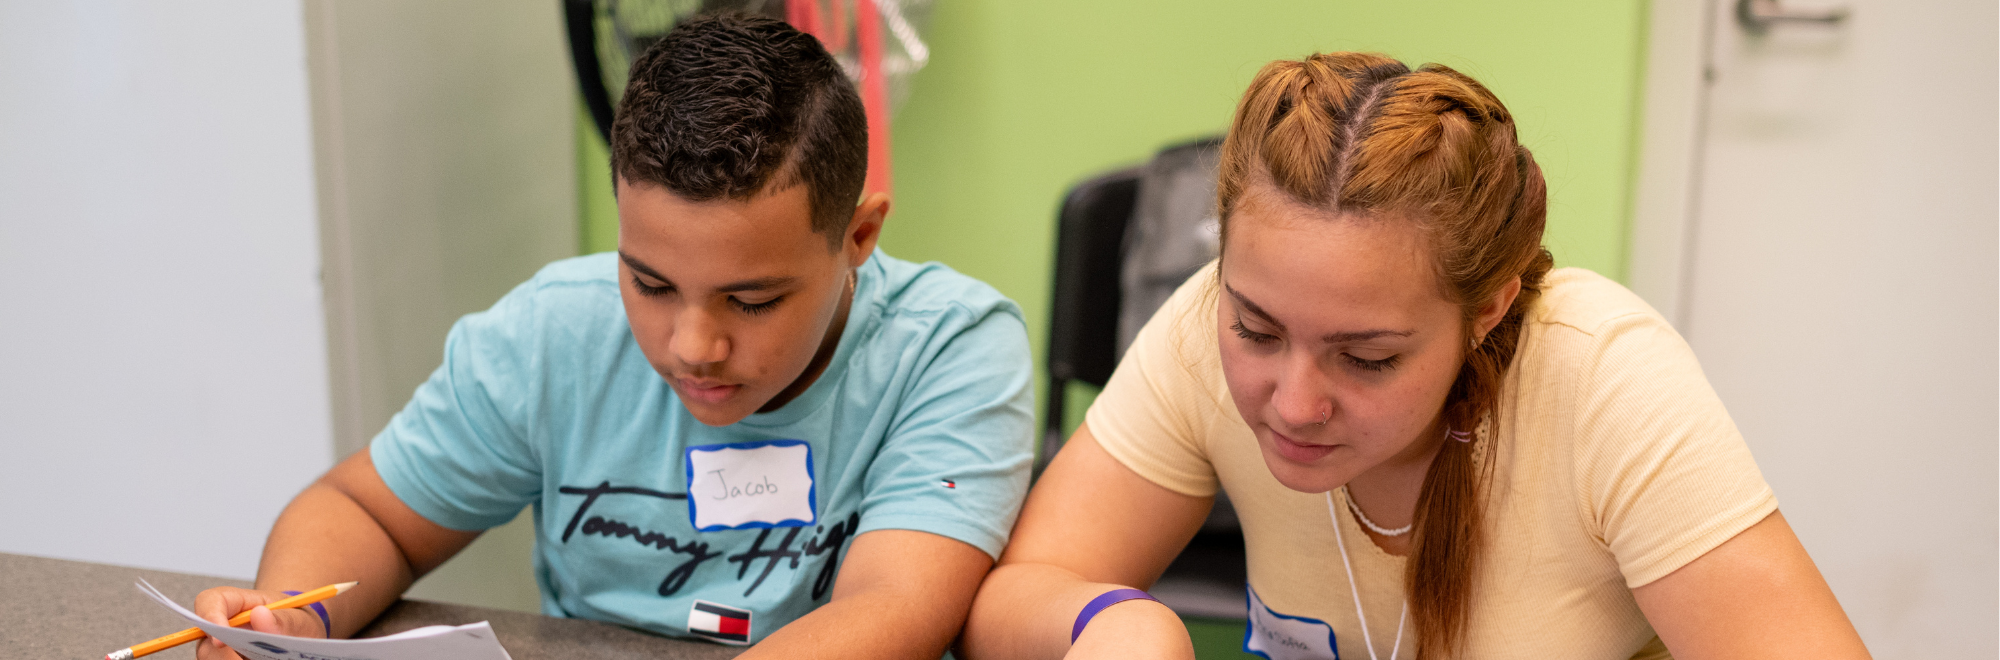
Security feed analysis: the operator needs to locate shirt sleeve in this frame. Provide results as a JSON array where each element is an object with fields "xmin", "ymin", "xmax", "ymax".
[
  {"xmin": 1085, "ymin": 263, "xmax": 1223, "ymax": 497},
  {"xmin": 1572, "ymin": 310, "xmax": 1779, "ymax": 588},
  {"xmin": 856, "ymin": 303, "xmax": 1036, "ymax": 560},
  {"xmin": 369, "ymin": 288, "xmax": 545, "ymax": 532}
]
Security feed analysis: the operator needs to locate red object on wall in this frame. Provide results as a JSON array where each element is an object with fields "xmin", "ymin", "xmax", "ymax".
[
  {"xmin": 856, "ymin": 0, "xmax": 890, "ymax": 195},
  {"xmin": 786, "ymin": 0, "xmax": 820, "ymax": 38},
  {"xmin": 788, "ymin": 0, "xmax": 891, "ymax": 195}
]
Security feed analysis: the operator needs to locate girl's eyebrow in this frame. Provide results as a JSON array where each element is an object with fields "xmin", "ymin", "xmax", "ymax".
[
  {"xmin": 1223, "ymin": 282, "xmax": 1413, "ymax": 344},
  {"xmin": 1223, "ymin": 283, "xmax": 1285, "ymax": 332},
  {"xmin": 1321, "ymin": 329, "xmax": 1414, "ymax": 344}
]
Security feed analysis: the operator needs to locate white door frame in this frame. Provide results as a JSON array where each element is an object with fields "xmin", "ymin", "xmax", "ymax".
[{"xmin": 1628, "ymin": 0, "xmax": 1717, "ymax": 327}]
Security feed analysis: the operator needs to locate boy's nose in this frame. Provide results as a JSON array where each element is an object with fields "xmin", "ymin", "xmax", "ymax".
[{"xmin": 669, "ymin": 312, "xmax": 729, "ymax": 366}]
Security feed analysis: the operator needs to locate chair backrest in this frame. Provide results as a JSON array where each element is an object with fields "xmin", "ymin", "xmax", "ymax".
[
  {"xmin": 1042, "ymin": 167, "xmax": 1142, "ymax": 467},
  {"xmin": 1119, "ymin": 137, "xmax": 1224, "ymax": 355},
  {"xmin": 1047, "ymin": 169, "xmax": 1142, "ymax": 388},
  {"xmin": 1041, "ymin": 137, "xmax": 1224, "ymax": 471}
]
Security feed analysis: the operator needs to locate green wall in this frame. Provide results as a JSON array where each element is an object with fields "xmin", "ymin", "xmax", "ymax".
[
  {"xmin": 582, "ymin": 0, "xmax": 1652, "ymax": 396},
  {"xmin": 881, "ymin": 0, "xmax": 1648, "ymax": 311},
  {"xmin": 576, "ymin": 2, "xmax": 1649, "ymax": 651},
  {"xmin": 580, "ymin": 98, "xmax": 617, "ymax": 254},
  {"xmin": 583, "ymin": 3, "xmax": 1654, "ymax": 271}
]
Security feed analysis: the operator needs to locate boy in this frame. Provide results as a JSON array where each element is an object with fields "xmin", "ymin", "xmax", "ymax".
[{"xmin": 195, "ymin": 14, "xmax": 1033, "ymax": 660}]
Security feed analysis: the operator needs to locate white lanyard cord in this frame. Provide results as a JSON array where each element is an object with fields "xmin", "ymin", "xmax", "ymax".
[{"xmin": 1327, "ymin": 490, "xmax": 1408, "ymax": 660}]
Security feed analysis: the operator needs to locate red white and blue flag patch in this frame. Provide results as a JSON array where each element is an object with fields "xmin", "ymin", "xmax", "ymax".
[{"xmin": 688, "ymin": 600, "xmax": 752, "ymax": 645}]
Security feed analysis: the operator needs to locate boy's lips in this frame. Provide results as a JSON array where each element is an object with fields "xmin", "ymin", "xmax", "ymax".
[
  {"xmin": 673, "ymin": 378, "xmax": 741, "ymax": 405},
  {"xmin": 1269, "ymin": 429, "xmax": 1338, "ymax": 463}
]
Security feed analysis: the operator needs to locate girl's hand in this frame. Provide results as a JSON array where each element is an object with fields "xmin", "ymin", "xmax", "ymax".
[{"xmin": 1064, "ymin": 598, "xmax": 1196, "ymax": 660}]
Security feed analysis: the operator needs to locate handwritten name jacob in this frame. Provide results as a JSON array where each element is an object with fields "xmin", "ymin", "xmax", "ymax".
[{"xmin": 708, "ymin": 468, "xmax": 779, "ymax": 500}]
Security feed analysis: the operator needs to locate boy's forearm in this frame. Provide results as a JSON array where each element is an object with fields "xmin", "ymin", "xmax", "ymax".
[
  {"xmin": 736, "ymin": 589, "xmax": 962, "ymax": 660},
  {"xmin": 739, "ymin": 529, "xmax": 992, "ymax": 660},
  {"xmin": 251, "ymin": 481, "xmax": 419, "ymax": 638},
  {"xmin": 250, "ymin": 448, "xmax": 481, "ymax": 638}
]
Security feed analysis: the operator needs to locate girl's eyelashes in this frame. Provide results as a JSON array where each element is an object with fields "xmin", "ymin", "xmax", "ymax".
[
  {"xmin": 1344, "ymin": 353, "xmax": 1400, "ymax": 372},
  {"xmin": 1232, "ymin": 313, "xmax": 1401, "ymax": 371},
  {"xmin": 1230, "ymin": 316, "xmax": 1279, "ymax": 344}
]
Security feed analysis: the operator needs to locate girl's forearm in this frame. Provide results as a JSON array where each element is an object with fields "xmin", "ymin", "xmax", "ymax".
[{"xmin": 961, "ymin": 562, "xmax": 1192, "ymax": 660}]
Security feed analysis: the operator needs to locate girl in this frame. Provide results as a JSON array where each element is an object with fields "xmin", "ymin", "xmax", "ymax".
[{"xmin": 961, "ymin": 53, "xmax": 1868, "ymax": 660}]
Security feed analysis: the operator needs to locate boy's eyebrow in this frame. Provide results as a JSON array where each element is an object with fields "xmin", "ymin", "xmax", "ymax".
[
  {"xmin": 1223, "ymin": 282, "xmax": 1413, "ymax": 343},
  {"xmin": 715, "ymin": 276, "xmax": 798, "ymax": 293},
  {"xmin": 619, "ymin": 251, "xmax": 798, "ymax": 293},
  {"xmin": 618, "ymin": 251, "xmax": 669, "ymax": 284}
]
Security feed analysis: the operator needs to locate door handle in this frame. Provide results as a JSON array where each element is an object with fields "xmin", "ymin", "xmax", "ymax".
[{"xmin": 1736, "ymin": 0, "xmax": 1851, "ymax": 34}]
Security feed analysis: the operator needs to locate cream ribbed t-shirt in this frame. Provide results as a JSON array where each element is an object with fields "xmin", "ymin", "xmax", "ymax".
[{"xmin": 1087, "ymin": 263, "xmax": 1776, "ymax": 660}]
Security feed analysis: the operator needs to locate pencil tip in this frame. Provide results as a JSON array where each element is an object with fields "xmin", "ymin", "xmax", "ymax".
[{"xmin": 334, "ymin": 581, "xmax": 360, "ymax": 593}]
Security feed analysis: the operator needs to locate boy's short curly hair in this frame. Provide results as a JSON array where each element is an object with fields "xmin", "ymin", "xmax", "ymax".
[{"xmin": 611, "ymin": 13, "xmax": 868, "ymax": 248}]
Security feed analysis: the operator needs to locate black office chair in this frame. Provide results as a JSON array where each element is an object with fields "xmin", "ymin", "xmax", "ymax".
[
  {"xmin": 1041, "ymin": 137, "xmax": 1246, "ymax": 620},
  {"xmin": 1041, "ymin": 165, "xmax": 1143, "ymax": 469}
]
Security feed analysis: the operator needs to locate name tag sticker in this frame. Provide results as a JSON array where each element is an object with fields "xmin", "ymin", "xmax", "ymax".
[
  {"xmin": 685, "ymin": 440, "xmax": 817, "ymax": 532},
  {"xmin": 1244, "ymin": 584, "xmax": 1338, "ymax": 660}
]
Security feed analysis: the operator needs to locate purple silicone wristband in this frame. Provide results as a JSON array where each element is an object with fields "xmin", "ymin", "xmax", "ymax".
[
  {"xmin": 282, "ymin": 590, "xmax": 332, "ymax": 638},
  {"xmin": 1070, "ymin": 588, "xmax": 1158, "ymax": 643}
]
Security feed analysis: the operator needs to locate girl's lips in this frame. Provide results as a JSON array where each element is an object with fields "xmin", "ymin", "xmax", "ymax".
[
  {"xmin": 1269, "ymin": 429, "xmax": 1338, "ymax": 463},
  {"xmin": 674, "ymin": 379, "xmax": 741, "ymax": 405}
]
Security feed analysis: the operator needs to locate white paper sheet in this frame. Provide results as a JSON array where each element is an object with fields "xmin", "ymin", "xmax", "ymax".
[{"xmin": 136, "ymin": 579, "xmax": 514, "ymax": 660}]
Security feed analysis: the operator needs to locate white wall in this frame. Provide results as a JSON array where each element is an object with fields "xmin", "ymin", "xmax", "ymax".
[
  {"xmin": 1633, "ymin": 0, "xmax": 1999, "ymax": 655},
  {"xmin": 304, "ymin": 0, "xmax": 575, "ymax": 612},
  {"xmin": 0, "ymin": 1, "xmax": 332, "ymax": 579},
  {"xmin": 0, "ymin": 4, "xmax": 573, "ymax": 610}
]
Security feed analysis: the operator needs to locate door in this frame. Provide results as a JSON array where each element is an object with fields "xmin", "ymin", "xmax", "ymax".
[{"xmin": 1638, "ymin": 0, "xmax": 1997, "ymax": 655}]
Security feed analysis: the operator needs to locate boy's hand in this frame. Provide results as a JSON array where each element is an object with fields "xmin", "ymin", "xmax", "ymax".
[{"xmin": 192, "ymin": 586, "xmax": 327, "ymax": 660}]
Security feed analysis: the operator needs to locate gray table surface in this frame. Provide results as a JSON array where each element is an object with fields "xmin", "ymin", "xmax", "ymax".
[{"xmin": 0, "ymin": 552, "xmax": 744, "ymax": 660}]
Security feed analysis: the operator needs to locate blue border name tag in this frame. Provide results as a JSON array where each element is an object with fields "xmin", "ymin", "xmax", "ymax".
[
  {"xmin": 685, "ymin": 439, "xmax": 817, "ymax": 532},
  {"xmin": 1243, "ymin": 583, "xmax": 1339, "ymax": 660}
]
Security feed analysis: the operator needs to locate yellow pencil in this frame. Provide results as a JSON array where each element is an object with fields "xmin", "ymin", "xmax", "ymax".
[{"xmin": 106, "ymin": 581, "xmax": 358, "ymax": 660}]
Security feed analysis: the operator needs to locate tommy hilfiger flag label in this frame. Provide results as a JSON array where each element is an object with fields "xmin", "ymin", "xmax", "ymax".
[{"xmin": 688, "ymin": 600, "xmax": 752, "ymax": 644}]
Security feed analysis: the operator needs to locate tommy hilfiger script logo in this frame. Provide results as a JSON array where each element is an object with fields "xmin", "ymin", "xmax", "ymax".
[{"xmin": 557, "ymin": 481, "xmax": 858, "ymax": 599}]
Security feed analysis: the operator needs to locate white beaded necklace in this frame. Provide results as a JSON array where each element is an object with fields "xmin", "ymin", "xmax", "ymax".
[
  {"xmin": 1343, "ymin": 489, "xmax": 1412, "ymax": 537},
  {"xmin": 1327, "ymin": 491, "xmax": 1407, "ymax": 660},
  {"xmin": 1344, "ymin": 425, "xmax": 1471, "ymax": 538}
]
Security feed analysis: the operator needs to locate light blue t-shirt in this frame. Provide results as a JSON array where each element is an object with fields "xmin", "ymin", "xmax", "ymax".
[{"xmin": 370, "ymin": 249, "xmax": 1034, "ymax": 645}]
